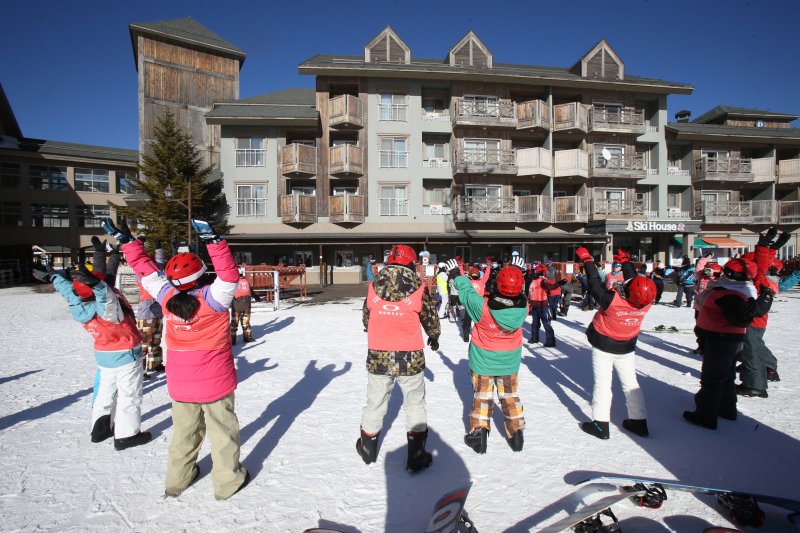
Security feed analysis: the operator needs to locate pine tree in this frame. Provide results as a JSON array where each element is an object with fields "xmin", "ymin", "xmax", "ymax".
[{"xmin": 112, "ymin": 111, "xmax": 229, "ymax": 255}]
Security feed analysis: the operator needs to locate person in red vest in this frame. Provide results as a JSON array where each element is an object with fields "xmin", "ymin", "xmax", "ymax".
[
  {"xmin": 230, "ymin": 267, "xmax": 255, "ymax": 345},
  {"xmin": 547, "ymin": 271, "xmax": 562, "ymax": 321},
  {"xmin": 357, "ymin": 244, "xmax": 440, "ymax": 472},
  {"xmin": 684, "ymin": 257, "xmax": 774, "ymax": 430},
  {"xmin": 604, "ymin": 261, "xmax": 624, "ymax": 289},
  {"xmin": 527, "ymin": 263, "xmax": 556, "ymax": 347},
  {"xmin": 133, "ymin": 237, "xmax": 166, "ymax": 377},
  {"xmin": 577, "ymin": 247, "xmax": 656, "ymax": 440}
]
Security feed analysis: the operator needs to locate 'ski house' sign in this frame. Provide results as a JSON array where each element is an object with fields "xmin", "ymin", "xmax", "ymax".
[{"xmin": 625, "ymin": 220, "xmax": 687, "ymax": 232}]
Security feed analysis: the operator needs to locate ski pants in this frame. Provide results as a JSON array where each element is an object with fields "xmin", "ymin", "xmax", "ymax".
[
  {"xmin": 590, "ymin": 347, "xmax": 647, "ymax": 422},
  {"xmin": 230, "ymin": 298, "xmax": 253, "ymax": 341},
  {"xmin": 674, "ymin": 284, "xmax": 694, "ymax": 307},
  {"xmin": 548, "ymin": 295, "xmax": 560, "ymax": 320},
  {"xmin": 469, "ymin": 371, "xmax": 524, "ymax": 437},
  {"xmin": 92, "ymin": 359, "xmax": 144, "ymax": 439},
  {"xmin": 529, "ymin": 303, "xmax": 554, "ymax": 344},
  {"xmin": 694, "ymin": 335, "xmax": 742, "ymax": 423},
  {"xmin": 361, "ymin": 372, "xmax": 426, "ymax": 435},
  {"xmin": 739, "ymin": 326, "xmax": 773, "ymax": 391},
  {"xmin": 437, "ymin": 293, "xmax": 448, "ymax": 318},
  {"xmin": 653, "ymin": 277, "xmax": 664, "ymax": 303},
  {"xmin": 166, "ymin": 392, "xmax": 248, "ymax": 500},
  {"xmin": 137, "ymin": 318, "xmax": 163, "ymax": 371}
]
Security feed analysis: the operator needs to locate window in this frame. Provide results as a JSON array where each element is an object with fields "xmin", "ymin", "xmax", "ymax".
[
  {"xmin": 462, "ymin": 95, "xmax": 499, "ymax": 117},
  {"xmin": 31, "ymin": 203, "xmax": 69, "ymax": 228},
  {"xmin": 466, "ymin": 185, "xmax": 501, "ymax": 198},
  {"xmin": 291, "ymin": 186, "xmax": 316, "ymax": 196},
  {"xmin": 379, "ymin": 137, "xmax": 408, "ymax": 168},
  {"xmin": 236, "ymin": 184, "xmax": 266, "ymax": 217},
  {"xmin": 76, "ymin": 205, "xmax": 111, "ymax": 228},
  {"xmin": 464, "ymin": 139, "xmax": 500, "ymax": 164},
  {"xmin": 117, "ymin": 171, "xmax": 137, "ymax": 194},
  {"xmin": 235, "ymin": 137, "xmax": 266, "ymax": 167},
  {"xmin": 593, "ymin": 102, "xmax": 623, "ymax": 123},
  {"xmin": 29, "ymin": 165, "xmax": 67, "ymax": 190},
  {"xmin": 333, "ymin": 186, "xmax": 358, "ymax": 195},
  {"xmin": 424, "ymin": 185, "xmax": 450, "ymax": 206},
  {"xmin": 701, "ymin": 190, "xmax": 732, "ymax": 203},
  {"xmin": 635, "ymin": 191, "xmax": 648, "ymax": 208},
  {"xmin": 1, "ymin": 162, "xmax": 20, "ymax": 187},
  {"xmin": 423, "ymin": 97, "xmax": 446, "ymax": 114},
  {"xmin": 553, "ymin": 190, "xmax": 567, "ymax": 198},
  {"xmin": 424, "ymin": 142, "xmax": 446, "ymax": 161},
  {"xmin": 702, "ymin": 149, "xmax": 730, "ymax": 161},
  {"xmin": 75, "ymin": 168, "xmax": 110, "ymax": 193},
  {"xmin": 513, "ymin": 189, "xmax": 531, "ymax": 197},
  {"xmin": 596, "ymin": 188, "xmax": 625, "ymax": 201},
  {"xmin": 332, "ymin": 139, "xmax": 357, "ymax": 147},
  {"xmin": 594, "ymin": 145, "xmax": 624, "ymax": 168},
  {"xmin": 335, "ymin": 250, "xmax": 355, "ymax": 267},
  {"xmin": 379, "ymin": 185, "xmax": 408, "ymax": 216},
  {"xmin": 0, "ymin": 202, "xmax": 22, "ymax": 227},
  {"xmin": 379, "ymin": 93, "xmax": 407, "ymax": 121},
  {"xmin": 668, "ymin": 193, "xmax": 680, "ymax": 208},
  {"xmin": 294, "ymin": 251, "xmax": 313, "ymax": 267}
]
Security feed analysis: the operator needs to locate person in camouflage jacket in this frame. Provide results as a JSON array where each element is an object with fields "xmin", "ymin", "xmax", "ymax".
[{"xmin": 356, "ymin": 245, "xmax": 440, "ymax": 473}]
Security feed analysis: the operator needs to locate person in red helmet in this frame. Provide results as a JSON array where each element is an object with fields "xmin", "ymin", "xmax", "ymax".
[
  {"xmin": 449, "ymin": 256, "xmax": 529, "ymax": 454},
  {"xmin": 527, "ymin": 263, "xmax": 557, "ymax": 347},
  {"xmin": 576, "ymin": 247, "xmax": 656, "ymax": 440},
  {"xmin": 683, "ymin": 257, "xmax": 774, "ymax": 430},
  {"xmin": 460, "ymin": 263, "xmax": 492, "ymax": 341},
  {"xmin": 357, "ymin": 244, "xmax": 440, "ymax": 473},
  {"xmin": 103, "ymin": 217, "xmax": 250, "ymax": 500}
]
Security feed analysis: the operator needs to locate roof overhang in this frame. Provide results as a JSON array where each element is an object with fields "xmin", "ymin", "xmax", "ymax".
[
  {"xmin": 205, "ymin": 116, "xmax": 318, "ymax": 127},
  {"xmin": 666, "ymin": 125, "xmax": 800, "ymax": 144},
  {"xmin": 225, "ymin": 232, "xmax": 607, "ymax": 246},
  {"xmin": 129, "ymin": 24, "xmax": 246, "ymax": 71}
]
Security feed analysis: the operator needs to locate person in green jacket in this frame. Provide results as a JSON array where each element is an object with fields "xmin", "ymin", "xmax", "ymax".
[{"xmin": 446, "ymin": 256, "xmax": 529, "ymax": 454}]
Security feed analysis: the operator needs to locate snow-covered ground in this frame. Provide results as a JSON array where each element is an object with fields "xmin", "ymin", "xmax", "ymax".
[{"xmin": 1, "ymin": 284, "xmax": 798, "ymax": 532}]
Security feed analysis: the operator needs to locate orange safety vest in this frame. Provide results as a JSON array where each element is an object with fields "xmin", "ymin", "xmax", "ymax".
[
  {"xmin": 234, "ymin": 279, "xmax": 251, "ymax": 299},
  {"xmin": 366, "ymin": 283, "xmax": 425, "ymax": 351},
  {"xmin": 605, "ymin": 272, "xmax": 624, "ymax": 289},
  {"xmin": 471, "ymin": 278, "xmax": 486, "ymax": 297},
  {"xmin": 162, "ymin": 288, "xmax": 231, "ymax": 351},
  {"xmin": 591, "ymin": 292, "xmax": 651, "ymax": 341},
  {"xmin": 528, "ymin": 279, "xmax": 548, "ymax": 302},
  {"xmin": 470, "ymin": 300, "xmax": 525, "ymax": 353},
  {"xmin": 697, "ymin": 287, "xmax": 748, "ymax": 334}
]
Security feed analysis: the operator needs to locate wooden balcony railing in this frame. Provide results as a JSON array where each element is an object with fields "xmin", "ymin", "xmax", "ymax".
[
  {"xmin": 281, "ymin": 194, "xmax": 317, "ymax": 224},
  {"xmin": 693, "ymin": 158, "xmax": 753, "ymax": 182},
  {"xmin": 328, "ymin": 94, "xmax": 364, "ymax": 129},
  {"xmin": 552, "ymin": 102, "xmax": 589, "ymax": 132},
  {"xmin": 778, "ymin": 159, "xmax": 800, "ymax": 184},
  {"xmin": 590, "ymin": 153, "xmax": 646, "ymax": 178},
  {"xmin": 693, "ymin": 200, "xmax": 775, "ymax": 224},
  {"xmin": 451, "ymin": 97, "xmax": 516, "ymax": 127},
  {"xmin": 554, "ymin": 149, "xmax": 590, "ymax": 178},
  {"xmin": 751, "ymin": 157, "xmax": 776, "ymax": 183},
  {"xmin": 778, "ymin": 200, "xmax": 800, "ymax": 224},
  {"xmin": 591, "ymin": 199, "xmax": 646, "ymax": 218},
  {"xmin": 516, "ymin": 147, "xmax": 552, "ymax": 177},
  {"xmin": 516, "ymin": 99, "xmax": 550, "ymax": 131},
  {"xmin": 554, "ymin": 196, "xmax": 589, "ymax": 223},
  {"xmin": 329, "ymin": 193, "xmax": 364, "ymax": 224},
  {"xmin": 454, "ymin": 148, "xmax": 516, "ymax": 174},
  {"xmin": 590, "ymin": 106, "xmax": 646, "ymax": 133},
  {"xmin": 280, "ymin": 143, "xmax": 317, "ymax": 176},
  {"xmin": 329, "ymin": 145, "xmax": 364, "ymax": 176},
  {"xmin": 516, "ymin": 195, "xmax": 551, "ymax": 223},
  {"xmin": 453, "ymin": 195, "xmax": 551, "ymax": 223}
]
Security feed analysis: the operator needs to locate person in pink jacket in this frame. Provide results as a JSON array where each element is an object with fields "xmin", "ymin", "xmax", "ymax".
[{"xmin": 103, "ymin": 217, "xmax": 250, "ymax": 501}]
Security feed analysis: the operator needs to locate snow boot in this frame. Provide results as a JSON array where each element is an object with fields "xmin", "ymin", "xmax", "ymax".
[
  {"xmin": 406, "ymin": 430, "xmax": 432, "ymax": 473},
  {"xmin": 231, "ymin": 336, "xmax": 237, "ymax": 346},
  {"xmin": 622, "ymin": 418, "xmax": 649, "ymax": 437},
  {"xmin": 528, "ymin": 337, "xmax": 539, "ymax": 344},
  {"xmin": 683, "ymin": 410, "xmax": 717, "ymax": 430},
  {"xmin": 244, "ymin": 334, "xmax": 255, "ymax": 343},
  {"xmin": 543, "ymin": 339, "xmax": 556, "ymax": 348},
  {"xmin": 507, "ymin": 429, "xmax": 524, "ymax": 452},
  {"xmin": 736, "ymin": 385, "xmax": 768, "ymax": 398},
  {"xmin": 464, "ymin": 427, "xmax": 488, "ymax": 454},
  {"xmin": 356, "ymin": 428, "xmax": 379, "ymax": 465},
  {"xmin": 767, "ymin": 368, "xmax": 780, "ymax": 382},
  {"xmin": 114, "ymin": 431, "xmax": 152, "ymax": 450},
  {"xmin": 165, "ymin": 466, "xmax": 200, "ymax": 498},
  {"xmin": 90, "ymin": 414, "xmax": 113, "ymax": 443},
  {"xmin": 581, "ymin": 420, "xmax": 610, "ymax": 440}
]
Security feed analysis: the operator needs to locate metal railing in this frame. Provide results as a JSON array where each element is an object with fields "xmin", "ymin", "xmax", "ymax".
[
  {"xmin": 379, "ymin": 198, "xmax": 409, "ymax": 216},
  {"xmin": 455, "ymin": 148, "xmax": 516, "ymax": 173},
  {"xmin": 422, "ymin": 159, "xmax": 452, "ymax": 168},
  {"xmin": 591, "ymin": 199, "xmax": 646, "ymax": 216},
  {"xmin": 379, "ymin": 104, "xmax": 408, "ymax": 121},
  {"xmin": 236, "ymin": 198, "xmax": 266, "ymax": 217},
  {"xmin": 236, "ymin": 149, "xmax": 266, "ymax": 167},
  {"xmin": 378, "ymin": 150, "xmax": 409, "ymax": 168}
]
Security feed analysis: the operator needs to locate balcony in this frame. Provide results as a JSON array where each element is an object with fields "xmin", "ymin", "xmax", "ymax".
[
  {"xmin": 281, "ymin": 194, "xmax": 317, "ymax": 224},
  {"xmin": 778, "ymin": 201, "xmax": 800, "ymax": 224},
  {"xmin": 329, "ymin": 145, "xmax": 364, "ymax": 177},
  {"xmin": 590, "ymin": 153, "xmax": 646, "ymax": 179},
  {"xmin": 751, "ymin": 157, "xmax": 776, "ymax": 183},
  {"xmin": 423, "ymin": 204, "xmax": 452, "ymax": 215},
  {"xmin": 453, "ymin": 195, "xmax": 550, "ymax": 223},
  {"xmin": 450, "ymin": 97, "xmax": 516, "ymax": 128},
  {"xmin": 589, "ymin": 106, "xmax": 646, "ymax": 134},
  {"xmin": 778, "ymin": 159, "xmax": 800, "ymax": 184},
  {"xmin": 590, "ymin": 199, "xmax": 646, "ymax": 220},
  {"xmin": 667, "ymin": 167, "xmax": 691, "ymax": 177},
  {"xmin": 554, "ymin": 196, "xmax": 589, "ymax": 223},
  {"xmin": 552, "ymin": 102, "xmax": 589, "ymax": 133},
  {"xmin": 693, "ymin": 200, "xmax": 775, "ymax": 224},
  {"xmin": 454, "ymin": 148, "xmax": 516, "ymax": 175},
  {"xmin": 329, "ymin": 193, "xmax": 364, "ymax": 224},
  {"xmin": 554, "ymin": 149, "xmax": 590, "ymax": 179},
  {"xmin": 421, "ymin": 110, "xmax": 451, "ymax": 122},
  {"xmin": 422, "ymin": 158, "xmax": 452, "ymax": 169},
  {"xmin": 328, "ymin": 95, "xmax": 364, "ymax": 129},
  {"xmin": 516, "ymin": 99, "xmax": 550, "ymax": 131},
  {"xmin": 517, "ymin": 147, "xmax": 552, "ymax": 177},
  {"xmin": 693, "ymin": 157, "xmax": 753, "ymax": 182},
  {"xmin": 280, "ymin": 143, "xmax": 317, "ymax": 177}
]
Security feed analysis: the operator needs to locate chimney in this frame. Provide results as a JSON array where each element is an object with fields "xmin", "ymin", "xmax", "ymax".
[{"xmin": 675, "ymin": 110, "xmax": 691, "ymax": 123}]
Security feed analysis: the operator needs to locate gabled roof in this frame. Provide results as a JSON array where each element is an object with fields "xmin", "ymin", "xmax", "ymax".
[
  {"xmin": 573, "ymin": 39, "xmax": 624, "ymax": 80},
  {"xmin": 0, "ymin": 82, "xmax": 22, "ymax": 139},
  {"xmin": 129, "ymin": 17, "xmax": 246, "ymax": 69},
  {"xmin": 448, "ymin": 31, "xmax": 492, "ymax": 68},
  {"xmin": 205, "ymin": 88, "xmax": 318, "ymax": 125},
  {"xmin": 0, "ymin": 137, "xmax": 139, "ymax": 163},
  {"xmin": 364, "ymin": 26, "xmax": 411, "ymax": 64},
  {"xmin": 666, "ymin": 122, "xmax": 800, "ymax": 143},
  {"xmin": 692, "ymin": 105, "xmax": 798, "ymax": 124}
]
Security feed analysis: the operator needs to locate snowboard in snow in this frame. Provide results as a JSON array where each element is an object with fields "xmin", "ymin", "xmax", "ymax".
[
  {"xmin": 425, "ymin": 482, "xmax": 475, "ymax": 533},
  {"xmin": 576, "ymin": 475, "xmax": 800, "ymax": 528},
  {"xmin": 536, "ymin": 487, "xmax": 647, "ymax": 533},
  {"xmin": 641, "ymin": 325, "xmax": 691, "ymax": 333}
]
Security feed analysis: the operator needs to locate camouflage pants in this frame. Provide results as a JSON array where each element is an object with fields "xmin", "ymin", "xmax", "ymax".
[
  {"xmin": 137, "ymin": 318, "xmax": 163, "ymax": 371},
  {"xmin": 230, "ymin": 308, "xmax": 252, "ymax": 341},
  {"xmin": 469, "ymin": 371, "xmax": 524, "ymax": 437}
]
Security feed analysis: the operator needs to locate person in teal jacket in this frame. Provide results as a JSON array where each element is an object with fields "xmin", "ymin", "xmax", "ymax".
[{"xmin": 447, "ymin": 256, "xmax": 529, "ymax": 454}]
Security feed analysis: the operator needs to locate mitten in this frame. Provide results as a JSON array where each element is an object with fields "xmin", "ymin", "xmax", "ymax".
[
  {"xmin": 101, "ymin": 218, "xmax": 133, "ymax": 244},
  {"xmin": 427, "ymin": 337, "xmax": 439, "ymax": 351},
  {"xmin": 613, "ymin": 249, "xmax": 631, "ymax": 263},
  {"xmin": 757, "ymin": 226, "xmax": 779, "ymax": 247},
  {"xmin": 445, "ymin": 259, "xmax": 460, "ymax": 279},
  {"xmin": 575, "ymin": 247, "xmax": 593, "ymax": 264},
  {"xmin": 32, "ymin": 264, "xmax": 58, "ymax": 283},
  {"xmin": 191, "ymin": 219, "xmax": 222, "ymax": 244},
  {"xmin": 91, "ymin": 236, "xmax": 107, "ymax": 253},
  {"xmin": 771, "ymin": 231, "xmax": 791, "ymax": 250},
  {"xmin": 510, "ymin": 256, "xmax": 526, "ymax": 271}
]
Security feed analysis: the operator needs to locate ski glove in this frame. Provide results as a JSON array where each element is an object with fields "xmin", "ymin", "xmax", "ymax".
[
  {"xmin": 105, "ymin": 242, "xmax": 120, "ymax": 255},
  {"xmin": 771, "ymin": 231, "xmax": 791, "ymax": 250},
  {"xmin": 427, "ymin": 337, "xmax": 439, "ymax": 351},
  {"xmin": 191, "ymin": 219, "xmax": 222, "ymax": 244},
  {"xmin": 69, "ymin": 264, "xmax": 101, "ymax": 287},
  {"xmin": 91, "ymin": 236, "xmax": 107, "ymax": 253},
  {"xmin": 758, "ymin": 285, "xmax": 776, "ymax": 300},
  {"xmin": 757, "ymin": 226, "xmax": 779, "ymax": 247},
  {"xmin": 575, "ymin": 247, "xmax": 593, "ymax": 264},
  {"xmin": 613, "ymin": 249, "xmax": 631, "ymax": 263},
  {"xmin": 510, "ymin": 256, "xmax": 526, "ymax": 271},
  {"xmin": 445, "ymin": 259, "xmax": 461, "ymax": 279},
  {"xmin": 32, "ymin": 264, "xmax": 58, "ymax": 283},
  {"xmin": 101, "ymin": 218, "xmax": 133, "ymax": 244}
]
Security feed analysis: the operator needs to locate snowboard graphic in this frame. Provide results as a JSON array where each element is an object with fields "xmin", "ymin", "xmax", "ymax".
[{"xmin": 425, "ymin": 482, "xmax": 475, "ymax": 533}]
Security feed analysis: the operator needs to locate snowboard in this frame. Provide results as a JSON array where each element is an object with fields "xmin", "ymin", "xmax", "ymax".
[
  {"xmin": 536, "ymin": 486, "xmax": 647, "ymax": 533},
  {"xmin": 425, "ymin": 482, "xmax": 476, "ymax": 533},
  {"xmin": 641, "ymin": 325, "xmax": 691, "ymax": 333},
  {"xmin": 575, "ymin": 475, "xmax": 800, "ymax": 528}
]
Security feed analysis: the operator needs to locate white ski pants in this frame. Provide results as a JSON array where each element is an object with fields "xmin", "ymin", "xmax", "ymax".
[
  {"xmin": 92, "ymin": 360, "xmax": 144, "ymax": 439},
  {"xmin": 361, "ymin": 372, "xmax": 427, "ymax": 435},
  {"xmin": 590, "ymin": 347, "xmax": 647, "ymax": 422}
]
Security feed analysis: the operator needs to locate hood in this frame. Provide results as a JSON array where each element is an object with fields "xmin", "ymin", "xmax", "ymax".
[{"xmin": 372, "ymin": 264, "xmax": 421, "ymax": 302}]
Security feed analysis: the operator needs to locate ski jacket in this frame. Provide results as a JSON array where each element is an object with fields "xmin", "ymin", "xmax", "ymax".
[
  {"xmin": 750, "ymin": 275, "xmax": 777, "ymax": 329},
  {"xmin": 751, "ymin": 244, "xmax": 778, "ymax": 329},
  {"xmin": 436, "ymin": 272, "xmax": 449, "ymax": 297},
  {"xmin": 53, "ymin": 275, "xmax": 143, "ymax": 368},
  {"xmin": 779, "ymin": 269, "xmax": 800, "ymax": 292},
  {"xmin": 589, "ymin": 292, "xmax": 651, "ymax": 353},
  {"xmin": 366, "ymin": 283, "xmax": 425, "ymax": 351},
  {"xmin": 122, "ymin": 239, "xmax": 239, "ymax": 403},
  {"xmin": 583, "ymin": 260, "xmax": 645, "ymax": 354},
  {"xmin": 234, "ymin": 278, "xmax": 252, "ymax": 299},
  {"xmin": 362, "ymin": 264, "xmax": 440, "ymax": 377},
  {"xmin": 695, "ymin": 279, "xmax": 770, "ymax": 341},
  {"xmin": 678, "ymin": 267, "xmax": 695, "ymax": 286},
  {"xmin": 455, "ymin": 276, "xmax": 528, "ymax": 376}
]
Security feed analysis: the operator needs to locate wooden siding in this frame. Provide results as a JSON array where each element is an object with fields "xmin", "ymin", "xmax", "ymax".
[
  {"xmin": 141, "ymin": 38, "xmax": 239, "ymax": 76},
  {"xmin": 280, "ymin": 144, "xmax": 317, "ymax": 176},
  {"xmin": 329, "ymin": 193, "xmax": 365, "ymax": 223}
]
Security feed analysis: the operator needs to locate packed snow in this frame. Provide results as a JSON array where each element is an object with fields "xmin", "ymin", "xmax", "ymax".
[{"xmin": 1, "ymin": 284, "xmax": 798, "ymax": 532}]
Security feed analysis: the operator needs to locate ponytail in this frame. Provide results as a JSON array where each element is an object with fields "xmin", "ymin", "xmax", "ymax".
[{"xmin": 166, "ymin": 290, "xmax": 200, "ymax": 321}]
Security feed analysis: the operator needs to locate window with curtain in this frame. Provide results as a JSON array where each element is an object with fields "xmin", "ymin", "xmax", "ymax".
[
  {"xmin": 379, "ymin": 93, "xmax": 407, "ymax": 121},
  {"xmin": 379, "ymin": 185, "xmax": 408, "ymax": 216},
  {"xmin": 236, "ymin": 184, "xmax": 266, "ymax": 217},
  {"xmin": 235, "ymin": 138, "xmax": 266, "ymax": 167},
  {"xmin": 379, "ymin": 137, "xmax": 408, "ymax": 168}
]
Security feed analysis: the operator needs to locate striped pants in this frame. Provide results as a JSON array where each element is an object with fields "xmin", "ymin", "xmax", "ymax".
[
  {"xmin": 469, "ymin": 371, "xmax": 524, "ymax": 437},
  {"xmin": 137, "ymin": 318, "xmax": 163, "ymax": 371}
]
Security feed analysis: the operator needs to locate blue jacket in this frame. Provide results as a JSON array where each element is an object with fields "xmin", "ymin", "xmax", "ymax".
[
  {"xmin": 779, "ymin": 270, "xmax": 800, "ymax": 292},
  {"xmin": 679, "ymin": 267, "xmax": 695, "ymax": 285}
]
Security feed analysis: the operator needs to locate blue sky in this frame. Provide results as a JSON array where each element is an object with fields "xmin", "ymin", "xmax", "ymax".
[{"xmin": 2, "ymin": 0, "xmax": 799, "ymax": 150}]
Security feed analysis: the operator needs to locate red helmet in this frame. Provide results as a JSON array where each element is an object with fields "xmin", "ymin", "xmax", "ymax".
[
  {"xmin": 387, "ymin": 245, "xmax": 416, "ymax": 266},
  {"xmin": 708, "ymin": 263, "xmax": 724, "ymax": 276},
  {"xmin": 625, "ymin": 275, "xmax": 656, "ymax": 308},
  {"xmin": 723, "ymin": 258, "xmax": 756, "ymax": 281},
  {"xmin": 534, "ymin": 264, "xmax": 548, "ymax": 275},
  {"xmin": 72, "ymin": 280, "xmax": 94, "ymax": 299},
  {"xmin": 468, "ymin": 267, "xmax": 480, "ymax": 279},
  {"xmin": 496, "ymin": 266, "xmax": 524, "ymax": 296},
  {"xmin": 165, "ymin": 253, "xmax": 207, "ymax": 290}
]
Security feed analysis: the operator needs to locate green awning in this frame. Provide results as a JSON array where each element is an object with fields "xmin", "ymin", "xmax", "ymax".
[{"xmin": 672, "ymin": 237, "xmax": 716, "ymax": 249}]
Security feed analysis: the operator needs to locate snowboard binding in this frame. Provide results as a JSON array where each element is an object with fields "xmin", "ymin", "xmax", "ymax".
[
  {"xmin": 717, "ymin": 493, "xmax": 765, "ymax": 528},
  {"xmin": 626, "ymin": 483, "xmax": 668, "ymax": 509},
  {"xmin": 573, "ymin": 508, "xmax": 620, "ymax": 533}
]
